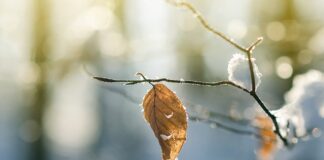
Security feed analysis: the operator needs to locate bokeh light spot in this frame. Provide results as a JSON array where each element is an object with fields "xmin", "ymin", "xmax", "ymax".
[
  {"xmin": 266, "ymin": 21, "xmax": 286, "ymax": 41},
  {"xmin": 276, "ymin": 56, "xmax": 293, "ymax": 79}
]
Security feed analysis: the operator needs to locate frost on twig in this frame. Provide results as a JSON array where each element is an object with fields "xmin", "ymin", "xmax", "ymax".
[{"xmin": 228, "ymin": 54, "xmax": 262, "ymax": 91}]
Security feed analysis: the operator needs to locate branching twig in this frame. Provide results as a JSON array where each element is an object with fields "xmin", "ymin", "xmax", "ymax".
[
  {"xmin": 93, "ymin": 0, "xmax": 290, "ymax": 146},
  {"xmin": 94, "ymin": 73, "xmax": 288, "ymax": 146},
  {"xmin": 167, "ymin": 0, "xmax": 247, "ymax": 52},
  {"xmin": 167, "ymin": 0, "xmax": 289, "ymax": 146},
  {"xmin": 93, "ymin": 76, "xmax": 249, "ymax": 93},
  {"xmin": 99, "ymin": 81, "xmax": 316, "ymax": 144},
  {"xmin": 247, "ymin": 37, "xmax": 264, "ymax": 52},
  {"xmin": 100, "ymin": 83, "xmax": 266, "ymax": 139},
  {"xmin": 100, "ymin": 84, "xmax": 250, "ymax": 126}
]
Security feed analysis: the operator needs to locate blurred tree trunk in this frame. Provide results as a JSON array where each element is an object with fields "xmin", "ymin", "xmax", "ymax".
[{"xmin": 29, "ymin": 0, "xmax": 50, "ymax": 159}]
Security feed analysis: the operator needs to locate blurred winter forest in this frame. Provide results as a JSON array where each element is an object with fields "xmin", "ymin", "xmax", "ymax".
[{"xmin": 1, "ymin": 0, "xmax": 324, "ymax": 160}]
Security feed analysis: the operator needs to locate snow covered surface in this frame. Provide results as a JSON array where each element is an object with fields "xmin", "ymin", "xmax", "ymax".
[{"xmin": 274, "ymin": 70, "xmax": 324, "ymax": 159}]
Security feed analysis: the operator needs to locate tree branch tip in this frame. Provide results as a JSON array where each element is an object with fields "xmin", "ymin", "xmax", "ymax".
[
  {"xmin": 255, "ymin": 37, "xmax": 263, "ymax": 45},
  {"xmin": 135, "ymin": 72, "xmax": 142, "ymax": 76},
  {"xmin": 94, "ymin": 76, "xmax": 106, "ymax": 81},
  {"xmin": 135, "ymin": 72, "xmax": 147, "ymax": 79},
  {"xmin": 247, "ymin": 37, "xmax": 264, "ymax": 52},
  {"xmin": 257, "ymin": 36, "xmax": 264, "ymax": 41},
  {"xmin": 93, "ymin": 76, "xmax": 116, "ymax": 83},
  {"xmin": 135, "ymin": 72, "xmax": 155, "ymax": 86},
  {"xmin": 254, "ymin": 37, "xmax": 264, "ymax": 46}
]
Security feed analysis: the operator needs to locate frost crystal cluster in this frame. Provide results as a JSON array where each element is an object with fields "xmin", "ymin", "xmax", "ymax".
[
  {"xmin": 274, "ymin": 70, "xmax": 324, "ymax": 137},
  {"xmin": 227, "ymin": 53, "xmax": 262, "ymax": 90}
]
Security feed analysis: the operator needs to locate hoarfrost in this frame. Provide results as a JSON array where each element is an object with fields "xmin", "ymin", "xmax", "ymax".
[{"xmin": 227, "ymin": 53, "xmax": 262, "ymax": 90}]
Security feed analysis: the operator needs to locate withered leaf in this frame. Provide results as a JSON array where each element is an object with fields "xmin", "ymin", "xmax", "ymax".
[
  {"xmin": 142, "ymin": 83, "xmax": 187, "ymax": 160},
  {"xmin": 255, "ymin": 115, "xmax": 277, "ymax": 160}
]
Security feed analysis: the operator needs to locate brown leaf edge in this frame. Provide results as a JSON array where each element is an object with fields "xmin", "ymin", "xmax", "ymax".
[{"xmin": 142, "ymin": 83, "xmax": 188, "ymax": 160}]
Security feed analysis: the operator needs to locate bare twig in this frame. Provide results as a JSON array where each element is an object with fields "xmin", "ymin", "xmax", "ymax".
[
  {"xmin": 247, "ymin": 37, "xmax": 264, "ymax": 52},
  {"xmin": 166, "ymin": 0, "xmax": 289, "ymax": 146},
  {"xmin": 251, "ymin": 93, "xmax": 288, "ymax": 146},
  {"xmin": 135, "ymin": 72, "xmax": 154, "ymax": 87},
  {"xmin": 99, "ymin": 81, "xmax": 314, "ymax": 145},
  {"xmin": 100, "ymin": 83, "xmax": 265, "ymax": 139},
  {"xmin": 189, "ymin": 115, "xmax": 263, "ymax": 139},
  {"xmin": 167, "ymin": 0, "xmax": 247, "ymax": 52},
  {"xmin": 93, "ymin": 0, "xmax": 290, "ymax": 146},
  {"xmin": 100, "ymin": 82, "xmax": 250, "ymax": 125},
  {"xmin": 93, "ymin": 76, "xmax": 250, "ymax": 93},
  {"xmin": 166, "ymin": 1, "xmax": 287, "ymax": 144},
  {"xmin": 247, "ymin": 51, "xmax": 257, "ymax": 92},
  {"xmin": 93, "ymin": 63, "xmax": 288, "ymax": 146}
]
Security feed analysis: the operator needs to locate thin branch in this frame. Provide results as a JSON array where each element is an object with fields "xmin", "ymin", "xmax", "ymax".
[
  {"xmin": 166, "ymin": 1, "xmax": 288, "ymax": 145},
  {"xmin": 135, "ymin": 72, "xmax": 154, "ymax": 87},
  {"xmin": 167, "ymin": 0, "xmax": 247, "ymax": 52},
  {"xmin": 189, "ymin": 115, "xmax": 263, "ymax": 139},
  {"xmin": 247, "ymin": 51, "xmax": 257, "ymax": 92},
  {"xmin": 245, "ymin": 44, "xmax": 289, "ymax": 145},
  {"xmin": 99, "ymin": 79, "xmax": 313, "ymax": 145},
  {"xmin": 247, "ymin": 37, "xmax": 264, "ymax": 52},
  {"xmin": 102, "ymin": 85, "xmax": 252, "ymax": 127},
  {"xmin": 93, "ymin": 73, "xmax": 289, "ymax": 145},
  {"xmin": 100, "ymin": 82, "xmax": 250, "ymax": 125},
  {"xmin": 93, "ymin": 76, "xmax": 250, "ymax": 93},
  {"xmin": 184, "ymin": 101, "xmax": 251, "ymax": 126},
  {"xmin": 189, "ymin": 115, "xmax": 316, "ymax": 144},
  {"xmin": 93, "ymin": 0, "xmax": 290, "ymax": 147},
  {"xmin": 244, "ymin": 37, "xmax": 289, "ymax": 145},
  {"xmin": 251, "ymin": 92, "xmax": 288, "ymax": 146},
  {"xmin": 245, "ymin": 38, "xmax": 263, "ymax": 93},
  {"xmin": 101, "ymin": 82, "xmax": 265, "ymax": 138}
]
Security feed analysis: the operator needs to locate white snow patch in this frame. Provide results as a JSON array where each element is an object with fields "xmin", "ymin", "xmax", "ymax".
[{"xmin": 275, "ymin": 70, "xmax": 324, "ymax": 138}]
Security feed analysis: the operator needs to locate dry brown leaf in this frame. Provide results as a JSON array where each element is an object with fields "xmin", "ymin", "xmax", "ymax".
[
  {"xmin": 255, "ymin": 115, "xmax": 277, "ymax": 160},
  {"xmin": 142, "ymin": 83, "xmax": 187, "ymax": 160}
]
